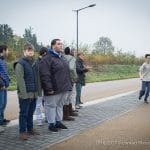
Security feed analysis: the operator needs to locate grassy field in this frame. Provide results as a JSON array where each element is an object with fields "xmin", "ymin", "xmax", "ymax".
[
  {"xmin": 86, "ymin": 65, "xmax": 139, "ymax": 83},
  {"xmin": 7, "ymin": 63, "xmax": 139, "ymax": 91}
]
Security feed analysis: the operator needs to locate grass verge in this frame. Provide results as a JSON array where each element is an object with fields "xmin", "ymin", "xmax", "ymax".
[{"xmin": 7, "ymin": 64, "xmax": 139, "ymax": 91}]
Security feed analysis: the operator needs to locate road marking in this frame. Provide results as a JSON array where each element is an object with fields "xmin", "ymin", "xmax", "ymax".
[
  {"xmin": 7, "ymin": 90, "xmax": 138, "ymax": 127},
  {"xmin": 82, "ymin": 90, "xmax": 138, "ymax": 107}
]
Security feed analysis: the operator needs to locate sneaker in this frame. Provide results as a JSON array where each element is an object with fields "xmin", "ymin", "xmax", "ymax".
[
  {"xmin": 37, "ymin": 120, "xmax": 43, "ymax": 126},
  {"xmin": 27, "ymin": 129, "xmax": 40, "ymax": 135},
  {"xmin": 19, "ymin": 133, "xmax": 28, "ymax": 140},
  {"xmin": 139, "ymin": 96, "xmax": 142, "ymax": 100},
  {"xmin": 3, "ymin": 119, "xmax": 10, "ymax": 123},
  {"xmin": 48, "ymin": 124, "xmax": 59, "ymax": 132},
  {"xmin": 55, "ymin": 122, "xmax": 68, "ymax": 129},
  {"xmin": 37, "ymin": 123, "xmax": 43, "ymax": 126},
  {"xmin": 144, "ymin": 100, "xmax": 149, "ymax": 104},
  {"xmin": 75, "ymin": 105, "xmax": 82, "ymax": 109}
]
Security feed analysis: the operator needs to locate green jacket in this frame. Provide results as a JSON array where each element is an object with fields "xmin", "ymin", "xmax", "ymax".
[{"xmin": 14, "ymin": 58, "xmax": 38, "ymax": 99}]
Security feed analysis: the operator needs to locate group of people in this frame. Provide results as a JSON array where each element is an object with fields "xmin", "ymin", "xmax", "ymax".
[
  {"xmin": 0, "ymin": 39, "xmax": 90, "ymax": 140},
  {"xmin": 0, "ymin": 39, "xmax": 150, "ymax": 141}
]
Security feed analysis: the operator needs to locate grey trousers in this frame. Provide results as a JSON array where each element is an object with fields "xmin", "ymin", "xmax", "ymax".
[
  {"xmin": 44, "ymin": 92, "xmax": 68, "ymax": 124},
  {"xmin": 64, "ymin": 84, "xmax": 76, "ymax": 109}
]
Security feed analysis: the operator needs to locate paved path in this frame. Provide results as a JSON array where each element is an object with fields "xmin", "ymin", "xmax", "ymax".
[
  {"xmin": 5, "ymin": 78, "xmax": 140, "ymax": 120},
  {"xmin": 49, "ymin": 100, "xmax": 150, "ymax": 150},
  {"xmin": 0, "ymin": 92, "xmax": 142, "ymax": 150}
]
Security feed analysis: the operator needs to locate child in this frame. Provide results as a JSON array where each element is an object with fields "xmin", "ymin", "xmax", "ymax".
[
  {"xmin": 34, "ymin": 47, "xmax": 48, "ymax": 126},
  {"xmin": 14, "ymin": 43, "xmax": 39, "ymax": 140},
  {"xmin": 139, "ymin": 54, "xmax": 150, "ymax": 103}
]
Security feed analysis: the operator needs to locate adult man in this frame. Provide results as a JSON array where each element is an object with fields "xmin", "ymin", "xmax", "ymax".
[
  {"xmin": 0, "ymin": 45, "xmax": 10, "ymax": 133},
  {"xmin": 63, "ymin": 47, "xmax": 78, "ymax": 121},
  {"xmin": 39, "ymin": 39, "xmax": 72, "ymax": 132},
  {"xmin": 76, "ymin": 52, "xmax": 90, "ymax": 109}
]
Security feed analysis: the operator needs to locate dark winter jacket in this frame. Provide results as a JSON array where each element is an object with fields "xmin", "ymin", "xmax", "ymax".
[
  {"xmin": 33, "ymin": 57, "xmax": 42, "ymax": 96},
  {"xmin": 76, "ymin": 57, "xmax": 88, "ymax": 86},
  {"xmin": 0, "ymin": 56, "xmax": 10, "ymax": 89},
  {"xmin": 39, "ymin": 49, "xmax": 72, "ymax": 96}
]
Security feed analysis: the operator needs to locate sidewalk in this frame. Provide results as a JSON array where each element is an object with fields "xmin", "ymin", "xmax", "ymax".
[
  {"xmin": 49, "ymin": 101, "xmax": 150, "ymax": 150},
  {"xmin": 0, "ymin": 92, "xmax": 144, "ymax": 150}
]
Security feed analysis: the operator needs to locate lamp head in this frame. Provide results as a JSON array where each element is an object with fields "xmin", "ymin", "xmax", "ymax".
[{"xmin": 88, "ymin": 4, "xmax": 96, "ymax": 7}]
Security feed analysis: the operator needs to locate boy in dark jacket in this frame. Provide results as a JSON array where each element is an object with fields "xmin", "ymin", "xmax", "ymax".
[
  {"xmin": 35, "ymin": 47, "xmax": 48, "ymax": 126},
  {"xmin": 0, "ymin": 45, "xmax": 10, "ymax": 132},
  {"xmin": 39, "ymin": 39, "xmax": 72, "ymax": 132},
  {"xmin": 14, "ymin": 43, "xmax": 39, "ymax": 140}
]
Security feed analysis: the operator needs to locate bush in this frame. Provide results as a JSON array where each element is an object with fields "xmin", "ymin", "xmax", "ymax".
[
  {"xmin": 7, "ymin": 63, "xmax": 17, "ymax": 90},
  {"xmin": 85, "ymin": 54, "xmax": 144, "ymax": 66}
]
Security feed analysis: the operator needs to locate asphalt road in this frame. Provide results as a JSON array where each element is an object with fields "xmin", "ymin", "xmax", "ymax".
[{"xmin": 5, "ymin": 78, "xmax": 140, "ymax": 120}]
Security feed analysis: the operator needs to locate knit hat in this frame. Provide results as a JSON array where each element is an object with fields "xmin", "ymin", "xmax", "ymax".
[
  {"xmin": 39, "ymin": 47, "xmax": 48, "ymax": 56},
  {"xmin": 64, "ymin": 47, "xmax": 70, "ymax": 55}
]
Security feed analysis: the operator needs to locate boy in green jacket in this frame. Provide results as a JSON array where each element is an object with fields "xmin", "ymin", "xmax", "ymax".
[{"xmin": 14, "ymin": 43, "xmax": 39, "ymax": 140}]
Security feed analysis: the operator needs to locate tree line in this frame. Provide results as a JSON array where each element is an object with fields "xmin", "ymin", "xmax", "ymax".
[
  {"xmin": 0, "ymin": 24, "xmax": 43, "ymax": 61},
  {"xmin": 0, "ymin": 24, "xmax": 144, "ymax": 65}
]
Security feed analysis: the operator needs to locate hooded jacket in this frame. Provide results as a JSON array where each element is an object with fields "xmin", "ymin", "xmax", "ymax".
[{"xmin": 39, "ymin": 49, "xmax": 72, "ymax": 96}]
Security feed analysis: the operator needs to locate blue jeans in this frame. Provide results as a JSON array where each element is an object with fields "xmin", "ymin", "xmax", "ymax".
[
  {"xmin": 0, "ymin": 90, "xmax": 7, "ymax": 125},
  {"xmin": 76, "ymin": 83, "xmax": 82, "ymax": 105},
  {"xmin": 139, "ymin": 81, "xmax": 150, "ymax": 101},
  {"xmin": 19, "ymin": 98, "xmax": 36, "ymax": 133}
]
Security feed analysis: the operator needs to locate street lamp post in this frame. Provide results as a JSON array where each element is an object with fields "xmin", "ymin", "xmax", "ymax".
[{"xmin": 73, "ymin": 4, "xmax": 96, "ymax": 54}]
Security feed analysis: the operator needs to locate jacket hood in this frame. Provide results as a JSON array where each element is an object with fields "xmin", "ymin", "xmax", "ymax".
[{"xmin": 48, "ymin": 48, "xmax": 61, "ymax": 58}]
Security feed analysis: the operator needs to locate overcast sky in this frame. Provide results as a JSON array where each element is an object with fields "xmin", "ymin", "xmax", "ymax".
[{"xmin": 0, "ymin": 0, "xmax": 150, "ymax": 56}]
